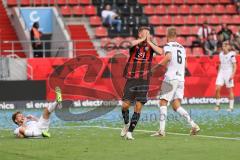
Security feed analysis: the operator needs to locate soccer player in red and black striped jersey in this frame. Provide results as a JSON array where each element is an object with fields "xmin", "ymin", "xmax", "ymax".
[{"xmin": 121, "ymin": 26, "xmax": 162, "ymax": 140}]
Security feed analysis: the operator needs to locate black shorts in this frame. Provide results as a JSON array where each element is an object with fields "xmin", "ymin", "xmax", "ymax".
[{"xmin": 122, "ymin": 79, "xmax": 149, "ymax": 105}]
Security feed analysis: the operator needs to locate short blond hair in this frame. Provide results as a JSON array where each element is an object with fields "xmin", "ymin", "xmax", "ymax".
[{"xmin": 167, "ymin": 27, "xmax": 177, "ymax": 39}]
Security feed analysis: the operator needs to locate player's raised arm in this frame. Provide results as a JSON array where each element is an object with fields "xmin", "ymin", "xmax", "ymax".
[
  {"xmin": 147, "ymin": 33, "xmax": 163, "ymax": 55},
  {"xmin": 230, "ymin": 61, "xmax": 237, "ymax": 80},
  {"xmin": 158, "ymin": 52, "xmax": 171, "ymax": 66},
  {"xmin": 130, "ymin": 35, "xmax": 146, "ymax": 47}
]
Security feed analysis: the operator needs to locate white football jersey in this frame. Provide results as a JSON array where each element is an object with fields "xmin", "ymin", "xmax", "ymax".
[
  {"xmin": 219, "ymin": 51, "xmax": 236, "ymax": 72},
  {"xmin": 163, "ymin": 41, "xmax": 186, "ymax": 82},
  {"xmin": 14, "ymin": 120, "xmax": 39, "ymax": 135}
]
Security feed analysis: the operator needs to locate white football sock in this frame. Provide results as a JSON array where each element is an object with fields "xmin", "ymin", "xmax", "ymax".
[
  {"xmin": 229, "ymin": 99, "xmax": 234, "ymax": 109},
  {"xmin": 176, "ymin": 107, "xmax": 196, "ymax": 128},
  {"xmin": 159, "ymin": 106, "xmax": 167, "ymax": 132},
  {"xmin": 216, "ymin": 99, "xmax": 220, "ymax": 106},
  {"xmin": 47, "ymin": 102, "xmax": 58, "ymax": 113}
]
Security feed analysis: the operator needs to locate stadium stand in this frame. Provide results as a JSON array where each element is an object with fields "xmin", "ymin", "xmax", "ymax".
[{"xmin": 0, "ymin": 0, "xmax": 25, "ymax": 57}]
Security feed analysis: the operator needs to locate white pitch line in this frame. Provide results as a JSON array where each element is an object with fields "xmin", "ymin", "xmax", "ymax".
[{"xmin": 60, "ymin": 125, "xmax": 240, "ymax": 141}]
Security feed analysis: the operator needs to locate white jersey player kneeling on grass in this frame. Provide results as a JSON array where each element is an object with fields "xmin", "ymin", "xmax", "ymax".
[
  {"xmin": 152, "ymin": 27, "xmax": 200, "ymax": 137},
  {"xmin": 12, "ymin": 87, "xmax": 62, "ymax": 138},
  {"xmin": 214, "ymin": 41, "xmax": 237, "ymax": 112}
]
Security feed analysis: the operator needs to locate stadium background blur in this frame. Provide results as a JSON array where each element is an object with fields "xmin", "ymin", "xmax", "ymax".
[{"xmin": 0, "ymin": 1, "xmax": 240, "ymax": 160}]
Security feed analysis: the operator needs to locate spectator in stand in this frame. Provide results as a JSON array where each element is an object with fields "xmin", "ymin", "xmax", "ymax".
[
  {"xmin": 101, "ymin": 4, "xmax": 122, "ymax": 32},
  {"xmin": 30, "ymin": 22, "xmax": 43, "ymax": 57},
  {"xmin": 217, "ymin": 24, "xmax": 233, "ymax": 43},
  {"xmin": 197, "ymin": 21, "xmax": 211, "ymax": 46},
  {"xmin": 231, "ymin": 27, "xmax": 240, "ymax": 53},
  {"xmin": 204, "ymin": 33, "xmax": 218, "ymax": 56},
  {"xmin": 236, "ymin": 2, "xmax": 240, "ymax": 13}
]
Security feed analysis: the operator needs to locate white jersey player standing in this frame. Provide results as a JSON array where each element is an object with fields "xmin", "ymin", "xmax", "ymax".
[
  {"xmin": 152, "ymin": 27, "xmax": 200, "ymax": 137},
  {"xmin": 215, "ymin": 41, "xmax": 237, "ymax": 112}
]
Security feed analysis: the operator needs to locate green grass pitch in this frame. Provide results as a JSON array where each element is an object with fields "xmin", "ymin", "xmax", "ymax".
[{"xmin": 0, "ymin": 104, "xmax": 240, "ymax": 160}]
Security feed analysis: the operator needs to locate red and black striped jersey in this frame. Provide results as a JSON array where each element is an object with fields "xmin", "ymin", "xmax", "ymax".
[{"xmin": 123, "ymin": 43, "xmax": 154, "ymax": 80}]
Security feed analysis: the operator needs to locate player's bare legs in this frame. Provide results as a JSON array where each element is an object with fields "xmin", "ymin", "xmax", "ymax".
[
  {"xmin": 172, "ymin": 99, "xmax": 200, "ymax": 135},
  {"xmin": 151, "ymin": 99, "xmax": 168, "ymax": 137},
  {"xmin": 215, "ymin": 85, "xmax": 222, "ymax": 111},
  {"xmin": 227, "ymin": 87, "xmax": 234, "ymax": 112},
  {"xmin": 121, "ymin": 100, "xmax": 131, "ymax": 137},
  {"xmin": 121, "ymin": 101, "xmax": 143, "ymax": 140}
]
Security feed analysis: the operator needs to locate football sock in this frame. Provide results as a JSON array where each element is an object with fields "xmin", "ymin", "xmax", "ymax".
[
  {"xmin": 229, "ymin": 99, "xmax": 234, "ymax": 109},
  {"xmin": 159, "ymin": 106, "xmax": 167, "ymax": 132},
  {"xmin": 128, "ymin": 112, "xmax": 140, "ymax": 132},
  {"xmin": 122, "ymin": 109, "xmax": 129, "ymax": 125},
  {"xmin": 176, "ymin": 107, "xmax": 196, "ymax": 128},
  {"xmin": 216, "ymin": 98, "xmax": 220, "ymax": 106},
  {"xmin": 47, "ymin": 102, "xmax": 58, "ymax": 113}
]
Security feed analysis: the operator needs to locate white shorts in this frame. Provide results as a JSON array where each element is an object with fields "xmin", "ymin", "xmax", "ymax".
[
  {"xmin": 37, "ymin": 116, "xmax": 50, "ymax": 131},
  {"xmin": 158, "ymin": 79, "xmax": 184, "ymax": 103},
  {"xmin": 216, "ymin": 71, "xmax": 234, "ymax": 88}
]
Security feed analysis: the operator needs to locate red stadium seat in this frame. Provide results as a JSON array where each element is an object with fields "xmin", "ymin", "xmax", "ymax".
[
  {"xmin": 155, "ymin": 5, "xmax": 166, "ymax": 15},
  {"xmin": 21, "ymin": 0, "xmax": 31, "ymax": 6},
  {"xmin": 173, "ymin": 16, "xmax": 184, "ymax": 25},
  {"xmin": 61, "ymin": 6, "xmax": 72, "ymax": 16},
  {"xmin": 196, "ymin": 0, "xmax": 207, "ymax": 5},
  {"xmin": 193, "ymin": 47, "xmax": 204, "ymax": 56},
  {"xmin": 125, "ymin": 37, "xmax": 136, "ymax": 42},
  {"xmin": 138, "ymin": 0, "xmax": 149, "ymax": 5},
  {"xmin": 33, "ymin": 0, "xmax": 42, "ymax": 6},
  {"xmin": 68, "ymin": 0, "xmax": 79, "ymax": 5},
  {"xmin": 209, "ymin": 0, "xmax": 219, "ymax": 4},
  {"xmin": 186, "ymin": 0, "xmax": 196, "ymax": 5},
  {"xmin": 232, "ymin": 15, "xmax": 240, "ymax": 24},
  {"xmin": 226, "ymin": 5, "xmax": 237, "ymax": 14},
  {"xmin": 173, "ymin": 0, "xmax": 185, "ymax": 4},
  {"xmin": 214, "ymin": 5, "xmax": 225, "ymax": 14},
  {"xmin": 168, "ymin": 5, "xmax": 178, "ymax": 15},
  {"xmin": 57, "ymin": 0, "xmax": 67, "ymax": 6},
  {"xmin": 149, "ymin": 0, "xmax": 161, "ymax": 5},
  {"xmin": 197, "ymin": 15, "xmax": 207, "ymax": 24},
  {"xmin": 219, "ymin": 0, "xmax": 230, "ymax": 4},
  {"xmin": 208, "ymin": 15, "xmax": 220, "ymax": 25},
  {"xmin": 191, "ymin": 26, "xmax": 200, "ymax": 35},
  {"xmin": 179, "ymin": 26, "xmax": 191, "ymax": 36},
  {"xmin": 191, "ymin": 5, "xmax": 201, "ymax": 15},
  {"xmin": 155, "ymin": 26, "xmax": 166, "ymax": 36},
  {"xmin": 202, "ymin": 5, "xmax": 213, "ymax": 14},
  {"xmin": 176, "ymin": 37, "xmax": 187, "ymax": 46},
  {"xmin": 85, "ymin": 5, "xmax": 97, "ymax": 16},
  {"xmin": 42, "ymin": 0, "xmax": 55, "ymax": 5},
  {"xmin": 89, "ymin": 16, "xmax": 102, "ymax": 26},
  {"xmin": 229, "ymin": 25, "xmax": 238, "ymax": 33},
  {"xmin": 161, "ymin": 15, "xmax": 172, "ymax": 25},
  {"xmin": 221, "ymin": 15, "xmax": 231, "ymax": 24},
  {"xmin": 144, "ymin": 5, "xmax": 155, "ymax": 15},
  {"xmin": 185, "ymin": 15, "xmax": 197, "ymax": 25},
  {"xmin": 95, "ymin": 27, "xmax": 108, "ymax": 37},
  {"xmin": 72, "ymin": 6, "xmax": 84, "ymax": 16},
  {"xmin": 80, "ymin": 0, "xmax": 91, "ymax": 5},
  {"xmin": 185, "ymin": 47, "xmax": 192, "ymax": 56},
  {"xmin": 7, "ymin": 0, "xmax": 17, "ymax": 6},
  {"xmin": 186, "ymin": 36, "xmax": 196, "ymax": 46},
  {"xmin": 179, "ymin": 5, "xmax": 190, "ymax": 15},
  {"xmin": 149, "ymin": 15, "xmax": 161, "ymax": 25},
  {"xmin": 113, "ymin": 37, "xmax": 124, "ymax": 46},
  {"xmin": 162, "ymin": 0, "xmax": 172, "ymax": 5}
]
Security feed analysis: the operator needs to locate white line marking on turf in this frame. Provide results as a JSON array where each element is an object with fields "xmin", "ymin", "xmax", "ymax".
[{"xmin": 60, "ymin": 125, "xmax": 240, "ymax": 141}]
